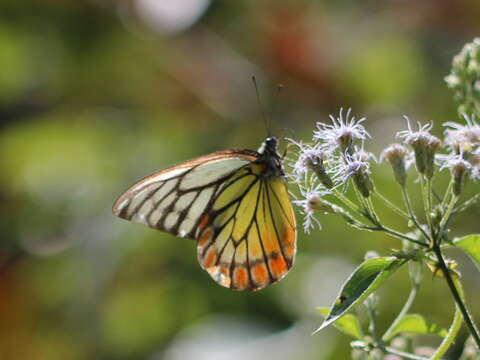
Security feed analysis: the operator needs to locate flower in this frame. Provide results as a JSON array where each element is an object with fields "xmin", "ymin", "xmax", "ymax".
[
  {"xmin": 445, "ymin": 38, "xmax": 480, "ymax": 116},
  {"xmin": 287, "ymin": 139, "xmax": 319, "ymax": 182},
  {"xmin": 380, "ymin": 143, "xmax": 411, "ymax": 186},
  {"xmin": 314, "ymin": 108, "xmax": 370, "ymax": 154},
  {"xmin": 330, "ymin": 148, "xmax": 374, "ymax": 197},
  {"xmin": 438, "ymin": 153, "xmax": 473, "ymax": 195},
  {"xmin": 443, "ymin": 114, "xmax": 480, "ymax": 153},
  {"xmin": 397, "ymin": 118, "xmax": 436, "ymax": 147},
  {"xmin": 293, "ymin": 186, "xmax": 330, "ymax": 233},
  {"xmin": 397, "ymin": 117, "xmax": 442, "ymax": 179},
  {"xmin": 287, "ymin": 139, "xmax": 335, "ymax": 189}
]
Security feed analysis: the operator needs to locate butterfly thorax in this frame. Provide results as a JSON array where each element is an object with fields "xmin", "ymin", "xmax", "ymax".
[{"xmin": 256, "ymin": 137, "xmax": 285, "ymax": 178}]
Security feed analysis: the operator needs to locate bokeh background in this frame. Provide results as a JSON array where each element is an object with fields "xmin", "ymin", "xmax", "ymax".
[{"xmin": 1, "ymin": 1, "xmax": 479, "ymax": 359}]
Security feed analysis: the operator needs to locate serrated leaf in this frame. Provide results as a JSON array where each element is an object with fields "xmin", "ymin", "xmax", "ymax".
[
  {"xmin": 454, "ymin": 234, "xmax": 480, "ymax": 270},
  {"xmin": 314, "ymin": 256, "xmax": 406, "ymax": 334},
  {"xmin": 317, "ymin": 307, "xmax": 363, "ymax": 339},
  {"xmin": 383, "ymin": 314, "xmax": 448, "ymax": 341}
]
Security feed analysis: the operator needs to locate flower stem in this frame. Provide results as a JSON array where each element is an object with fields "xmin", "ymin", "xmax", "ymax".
[
  {"xmin": 373, "ymin": 225, "xmax": 428, "ymax": 247},
  {"xmin": 440, "ymin": 178, "xmax": 454, "ymax": 211},
  {"xmin": 432, "ymin": 245, "xmax": 480, "ymax": 349},
  {"xmin": 333, "ymin": 189, "xmax": 363, "ymax": 217},
  {"xmin": 401, "ymin": 187, "xmax": 430, "ymax": 243},
  {"xmin": 382, "ymin": 264, "xmax": 420, "ymax": 341},
  {"xmin": 436, "ymin": 195, "xmax": 458, "ymax": 244},
  {"xmin": 453, "ymin": 193, "xmax": 480, "ymax": 214},
  {"xmin": 365, "ymin": 197, "xmax": 381, "ymax": 225},
  {"xmin": 373, "ymin": 191, "xmax": 410, "ymax": 220},
  {"xmin": 420, "ymin": 177, "xmax": 434, "ymax": 244},
  {"xmin": 429, "ymin": 297, "xmax": 463, "ymax": 360},
  {"xmin": 382, "ymin": 346, "xmax": 429, "ymax": 360}
]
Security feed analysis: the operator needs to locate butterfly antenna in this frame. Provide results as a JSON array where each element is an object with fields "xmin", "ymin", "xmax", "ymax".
[
  {"xmin": 280, "ymin": 128, "xmax": 296, "ymax": 159},
  {"xmin": 252, "ymin": 76, "xmax": 271, "ymax": 137},
  {"xmin": 270, "ymin": 83, "xmax": 285, "ymax": 134},
  {"xmin": 271, "ymin": 83, "xmax": 284, "ymax": 118}
]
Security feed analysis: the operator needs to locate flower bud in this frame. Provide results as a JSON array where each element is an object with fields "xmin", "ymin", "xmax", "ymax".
[
  {"xmin": 380, "ymin": 143, "xmax": 410, "ymax": 186},
  {"xmin": 408, "ymin": 135, "xmax": 441, "ymax": 179},
  {"xmin": 439, "ymin": 153, "xmax": 473, "ymax": 195},
  {"xmin": 445, "ymin": 37, "xmax": 480, "ymax": 117},
  {"xmin": 304, "ymin": 153, "xmax": 334, "ymax": 189},
  {"xmin": 353, "ymin": 169, "xmax": 374, "ymax": 198},
  {"xmin": 397, "ymin": 120, "xmax": 441, "ymax": 179},
  {"xmin": 451, "ymin": 158, "xmax": 472, "ymax": 195}
]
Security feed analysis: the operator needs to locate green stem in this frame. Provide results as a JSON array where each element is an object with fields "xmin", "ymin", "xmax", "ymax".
[
  {"xmin": 401, "ymin": 187, "xmax": 430, "ymax": 244},
  {"xmin": 382, "ymin": 346, "xmax": 429, "ymax": 360},
  {"xmin": 352, "ymin": 183, "xmax": 371, "ymax": 219},
  {"xmin": 374, "ymin": 191, "xmax": 410, "ymax": 220},
  {"xmin": 366, "ymin": 298, "xmax": 379, "ymax": 341},
  {"xmin": 437, "ymin": 195, "xmax": 458, "ymax": 243},
  {"xmin": 420, "ymin": 177, "xmax": 434, "ymax": 245},
  {"xmin": 332, "ymin": 189, "xmax": 364, "ymax": 218},
  {"xmin": 452, "ymin": 193, "xmax": 480, "ymax": 214},
  {"xmin": 382, "ymin": 266, "xmax": 420, "ymax": 341},
  {"xmin": 429, "ymin": 297, "xmax": 462, "ymax": 360},
  {"xmin": 432, "ymin": 245, "xmax": 480, "ymax": 349},
  {"xmin": 365, "ymin": 197, "xmax": 381, "ymax": 225},
  {"xmin": 440, "ymin": 178, "xmax": 454, "ymax": 211},
  {"xmin": 424, "ymin": 178, "xmax": 434, "ymax": 227},
  {"xmin": 378, "ymin": 225, "xmax": 428, "ymax": 247}
]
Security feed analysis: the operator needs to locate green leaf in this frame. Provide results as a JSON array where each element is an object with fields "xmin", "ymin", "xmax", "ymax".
[
  {"xmin": 454, "ymin": 234, "xmax": 480, "ymax": 270},
  {"xmin": 317, "ymin": 307, "xmax": 363, "ymax": 339},
  {"xmin": 383, "ymin": 314, "xmax": 448, "ymax": 341},
  {"xmin": 314, "ymin": 256, "xmax": 406, "ymax": 334}
]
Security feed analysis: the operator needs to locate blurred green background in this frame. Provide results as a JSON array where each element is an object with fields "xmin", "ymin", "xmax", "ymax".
[{"xmin": 0, "ymin": 1, "xmax": 479, "ymax": 359}]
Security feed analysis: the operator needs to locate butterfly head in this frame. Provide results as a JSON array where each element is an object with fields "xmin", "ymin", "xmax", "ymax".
[{"xmin": 257, "ymin": 136, "xmax": 284, "ymax": 177}]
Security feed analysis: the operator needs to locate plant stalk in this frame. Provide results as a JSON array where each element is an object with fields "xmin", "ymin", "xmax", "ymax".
[
  {"xmin": 401, "ymin": 187, "xmax": 430, "ymax": 243},
  {"xmin": 432, "ymin": 245, "xmax": 480, "ymax": 349}
]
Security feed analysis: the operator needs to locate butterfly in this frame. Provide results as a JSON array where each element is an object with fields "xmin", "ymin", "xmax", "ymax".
[{"xmin": 112, "ymin": 137, "xmax": 296, "ymax": 291}]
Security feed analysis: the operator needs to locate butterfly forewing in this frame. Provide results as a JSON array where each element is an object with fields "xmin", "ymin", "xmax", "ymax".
[{"xmin": 112, "ymin": 150, "xmax": 257, "ymax": 239}]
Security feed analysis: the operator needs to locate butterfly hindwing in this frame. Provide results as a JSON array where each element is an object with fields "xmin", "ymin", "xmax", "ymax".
[{"xmin": 196, "ymin": 163, "xmax": 297, "ymax": 291}]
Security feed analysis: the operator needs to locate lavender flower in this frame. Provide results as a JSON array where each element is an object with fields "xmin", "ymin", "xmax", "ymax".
[
  {"xmin": 287, "ymin": 139, "xmax": 334, "ymax": 189},
  {"xmin": 293, "ymin": 186, "xmax": 330, "ymax": 233},
  {"xmin": 314, "ymin": 108, "xmax": 370, "ymax": 154},
  {"xmin": 287, "ymin": 140, "xmax": 319, "ymax": 182},
  {"xmin": 380, "ymin": 143, "xmax": 411, "ymax": 186},
  {"xmin": 438, "ymin": 153, "xmax": 473, "ymax": 195},
  {"xmin": 444, "ymin": 114, "xmax": 480, "ymax": 153},
  {"xmin": 331, "ymin": 148, "xmax": 374, "ymax": 197},
  {"xmin": 397, "ymin": 118, "xmax": 442, "ymax": 179}
]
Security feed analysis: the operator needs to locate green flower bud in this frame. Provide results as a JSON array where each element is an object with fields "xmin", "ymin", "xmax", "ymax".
[
  {"xmin": 445, "ymin": 38, "xmax": 480, "ymax": 118},
  {"xmin": 380, "ymin": 143, "xmax": 410, "ymax": 186}
]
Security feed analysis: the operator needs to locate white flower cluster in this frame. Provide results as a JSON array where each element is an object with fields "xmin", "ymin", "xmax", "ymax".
[
  {"xmin": 440, "ymin": 115, "xmax": 480, "ymax": 181},
  {"xmin": 288, "ymin": 108, "xmax": 373, "ymax": 232},
  {"xmin": 288, "ymin": 110, "xmax": 480, "ymax": 233}
]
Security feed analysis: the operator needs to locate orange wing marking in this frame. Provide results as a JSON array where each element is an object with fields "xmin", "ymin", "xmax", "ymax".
[{"xmin": 232, "ymin": 267, "xmax": 249, "ymax": 290}]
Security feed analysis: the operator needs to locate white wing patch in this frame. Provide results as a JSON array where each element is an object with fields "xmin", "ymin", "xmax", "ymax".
[
  {"xmin": 131, "ymin": 168, "xmax": 188, "ymax": 191},
  {"xmin": 178, "ymin": 188, "xmax": 214, "ymax": 236},
  {"xmin": 179, "ymin": 158, "xmax": 250, "ymax": 190},
  {"xmin": 112, "ymin": 156, "xmax": 254, "ymax": 240}
]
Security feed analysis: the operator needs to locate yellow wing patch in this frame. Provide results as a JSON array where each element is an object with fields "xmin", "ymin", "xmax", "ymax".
[{"xmin": 197, "ymin": 167, "xmax": 297, "ymax": 291}]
